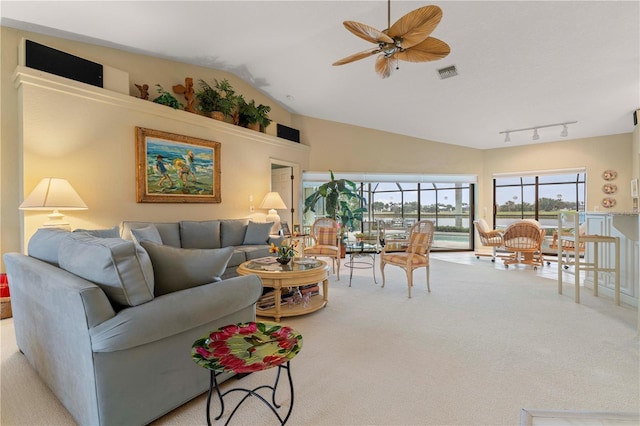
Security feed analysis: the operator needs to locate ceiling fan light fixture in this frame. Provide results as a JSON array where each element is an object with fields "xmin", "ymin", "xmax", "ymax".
[{"xmin": 333, "ymin": 1, "xmax": 450, "ymax": 78}]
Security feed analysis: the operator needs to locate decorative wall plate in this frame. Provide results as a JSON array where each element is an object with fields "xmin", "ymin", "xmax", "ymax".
[
  {"xmin": 601, "ymin": 198, "xmax": 616, "ymax": 208},
  {"xmin": 602, "ymin": 170, "xmax": 617, "ymax": 181},
  {"xmin": 602, "ymin": 183, "xmax": 618, "ymax": 194}
]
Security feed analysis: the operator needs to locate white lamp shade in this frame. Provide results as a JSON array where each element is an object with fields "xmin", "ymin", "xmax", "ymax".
[
  {"xmin": 259, "ymin": 192, "xmax": 287, "ymax": 210},
  {"xmin": 20, "ymin": 178, "xmax": 87, "ymax": 229},
  {"xmin": 20, "ymin": 178, "xmax": 88, "ymax": 210},
  {"xmin": 259, "ymin": 192, "xmax": 287, "ymax": 234}
]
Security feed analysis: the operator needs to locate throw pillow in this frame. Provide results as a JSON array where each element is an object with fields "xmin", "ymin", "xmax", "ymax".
[
  {"xmin": 140, "ymin": 242, "xmax": 234, "ymax": 296},
  {"xmin": 73, "ymin": 225, "xmax": 120, "ymax": 238},
  {"xmin": 58, "ymin": 233, "xmax": 154, "ymax": 307},
  {"xmin": 130, "ymin": 224, "xmax": 163, "ymax": 245},
  {"xmin": 243, "ymin": 221, "xmax": 273, "ymax": 245},
  {"xmin": 27, "ymin": 228, "xmax": 72, "ymax": 266}
]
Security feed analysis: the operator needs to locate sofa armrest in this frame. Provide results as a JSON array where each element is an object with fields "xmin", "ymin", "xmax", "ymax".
[{"xmin": 89, "ymin": 274, "xmax": 263, "ymax": 352}]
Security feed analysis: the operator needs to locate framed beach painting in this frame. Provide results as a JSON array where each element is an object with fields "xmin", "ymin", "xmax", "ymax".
[{"xmin": 135, "ymin": 127, "xmax": 221, "ymax": 203}]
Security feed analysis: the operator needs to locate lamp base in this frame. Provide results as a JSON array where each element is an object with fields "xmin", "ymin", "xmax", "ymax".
[
  {"xmin": 42, "ymin": 210, "xmax": 71, "ymax": 230},
  {"xmin": 265, "ymin": 209, "xmax": 281, "ymax": 234}
]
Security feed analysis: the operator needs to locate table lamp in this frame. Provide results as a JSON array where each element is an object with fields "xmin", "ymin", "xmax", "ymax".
[
  {"xmin": 260, "ymin": 191, "xmax": 287, "ymax": 234},
  {"xmin": 19, "ymin": 177, "xmax": 88, "ymax": 229}
]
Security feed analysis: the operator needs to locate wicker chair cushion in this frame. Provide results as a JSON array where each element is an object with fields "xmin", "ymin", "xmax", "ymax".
[
  {"xmin": 304, "ymin": 246, "xmax": 338, "ymax": 256},
  {"xmin": 408, "ymin": 232, "xmax": 430, "ymax": 255},
  {"xmin": 384, "ymin": 252, "xmax": 427, "ymax": 266},
  {"xmin": 316, "ymin": 227, "xmax": 337, "ymax": 246}
]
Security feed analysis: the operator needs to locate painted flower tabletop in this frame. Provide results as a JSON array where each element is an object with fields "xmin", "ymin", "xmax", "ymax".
[{"xmin": 192, "ymin": 322, "xmax": 303, "ymax": 373}]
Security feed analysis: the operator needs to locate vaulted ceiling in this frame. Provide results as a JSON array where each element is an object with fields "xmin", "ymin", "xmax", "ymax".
[{"xmin": 2, "ymin": 1, "xmax": 639, "ymax": 149}]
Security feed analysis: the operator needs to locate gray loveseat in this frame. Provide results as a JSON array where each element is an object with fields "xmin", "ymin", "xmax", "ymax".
[{"xmin": 2, "ymin": 218, "xmax": 276, "ymax": 425}]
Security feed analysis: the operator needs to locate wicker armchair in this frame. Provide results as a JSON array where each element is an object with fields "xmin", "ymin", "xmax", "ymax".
[
  {"xmin": 380, "ymin": 220, "xmax": 435, "ymax": 298},
  {"xmin": 303, "ymin": 218, "xmax": 340, "ymax": 280},
  {"xmin": 473, "ymin": 219, "xmax": 504, "ymax": 262},
  {"xmin": 502, "ymin": 220, "xmax": 545, "ymax": 269}
]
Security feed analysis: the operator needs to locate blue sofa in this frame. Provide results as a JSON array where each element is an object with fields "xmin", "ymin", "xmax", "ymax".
[{"xmin": 3, "ymin": 218, "xmax": 277, "ymax": 425}]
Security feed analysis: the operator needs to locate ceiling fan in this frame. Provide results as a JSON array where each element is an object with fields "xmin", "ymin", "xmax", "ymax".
[{"xmin": 332, "ymin": 0, "xmax": 450, "ymax": 78}]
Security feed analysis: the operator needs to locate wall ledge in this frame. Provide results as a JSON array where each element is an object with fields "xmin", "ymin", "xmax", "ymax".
[{"xmin": 12, "ymin": 65, "xmax": 309, "ymax": 152}]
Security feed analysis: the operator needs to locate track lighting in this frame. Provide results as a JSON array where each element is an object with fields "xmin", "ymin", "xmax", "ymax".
[{"xmin": 499, "ymin": 121, "xmax": 577, "ymax": 142}]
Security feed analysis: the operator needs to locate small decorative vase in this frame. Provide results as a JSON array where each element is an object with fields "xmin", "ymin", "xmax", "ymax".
[{"xmin": 276, "ymin": 257, "xmax": 291, "ymax": 265}]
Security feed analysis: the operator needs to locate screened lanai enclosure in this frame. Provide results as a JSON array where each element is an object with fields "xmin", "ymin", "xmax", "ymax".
[{"xmin": 302, "ymin": 173, "xmax": 477, "ymax": 252}]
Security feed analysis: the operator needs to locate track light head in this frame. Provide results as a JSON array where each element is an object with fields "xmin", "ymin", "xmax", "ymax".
[
  {"xmin": 504, "ymin": 132, "xmax": 511, "ymax": 143},
  {"xmin": 532, "ymin": 128, "xmax": 539, "ymax": 141},
  {"xmin": 560, "ymin": 124, "xmax": 568, "ymax": 137}
]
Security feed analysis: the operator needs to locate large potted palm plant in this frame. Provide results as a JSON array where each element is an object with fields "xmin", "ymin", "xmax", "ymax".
[{"xmin": 303, "ymin": 171, "xmax": 367, "ymax": 256}]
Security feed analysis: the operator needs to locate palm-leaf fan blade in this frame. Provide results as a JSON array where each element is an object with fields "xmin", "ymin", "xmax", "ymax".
[
  {"xmin": 333, "ymin": 48, "xmax": 381, "ymax": 66},
  {"xmin": 343, "ymin": 21, "xmax": 394, "ymax": 44},
  {"xmin": 387, "ymin": 5, "xmax": 443, "ymax": 49},
  {"xmin": 375, "ymin": 54, "xmax": 394, "ymax": 79},
  {"xmin": 395, "ymin": 37, "xmax": 450, "ymax": 62}
]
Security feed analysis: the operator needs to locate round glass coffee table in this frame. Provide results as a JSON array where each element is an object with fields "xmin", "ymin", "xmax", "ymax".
[
  {"xmin": 192, "ymin": 322, "xmax": 302, "ymax": 425},
  {"xmin": 237, "ymin": 258, "xmax": 329, "ymax": 322}
]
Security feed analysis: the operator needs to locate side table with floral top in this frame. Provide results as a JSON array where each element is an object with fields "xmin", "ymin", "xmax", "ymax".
[{"xmin": 191, "ymin": 322, "xmax": 303, "ymax": 426}]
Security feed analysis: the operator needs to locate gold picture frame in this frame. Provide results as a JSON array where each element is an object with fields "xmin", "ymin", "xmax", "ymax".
[{"xmin": 135, "ymin": 127, "xmax": 221, "ymax": 203}]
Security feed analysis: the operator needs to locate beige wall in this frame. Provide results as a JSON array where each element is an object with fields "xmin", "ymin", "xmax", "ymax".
[
  {"xmin": 1, "ymin": 27, "xmax": 307, "ymax": 259},
  {"xmin": 1, "ymin": 26, "xmax": 637, "ymax": 270},
  {"xmin": 484, "ymin": 134, "xmax": 633, "ymax": 218}
]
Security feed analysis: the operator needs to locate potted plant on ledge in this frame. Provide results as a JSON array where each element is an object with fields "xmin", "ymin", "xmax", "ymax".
[
  {"xmin": 196, "ymin": 78, "xmax": 238, "ymax": 121},
  {"xmin": 303, "ymin": 171, "xmax": 367, "ymax": 257},
  {"xmin": 237, "ymin": 96, "xmax": 272, "ymax": 132},
  {"xmin": 152, "ymin": 84, "xmax": 183, "ymax": 110}
]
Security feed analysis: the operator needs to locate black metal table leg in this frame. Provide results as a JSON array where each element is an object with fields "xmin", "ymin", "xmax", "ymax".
[{"xmin": 205, "ymin": 362, "xmax": 295, "ymax": 425}]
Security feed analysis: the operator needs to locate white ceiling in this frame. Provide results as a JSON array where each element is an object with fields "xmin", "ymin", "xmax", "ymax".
[{"xmin": 1, "ymin": 1, "xmax": 639, "ymax": 150}]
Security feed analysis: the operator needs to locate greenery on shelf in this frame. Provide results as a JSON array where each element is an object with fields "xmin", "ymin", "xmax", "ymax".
[
  {"xmin": 237, "ymin": 96, "xmax": 272, "ymax": 130},
  {"xmin": 196, "ymin": 78, "xmax": 238, "ymax": 117},
  {"xmin": 152, "ymin": 84, "xmax": 183, "ymax": 109},
  {"xmin": 303, "ymin": 170, "xmax": 367, "ymax": 238}
]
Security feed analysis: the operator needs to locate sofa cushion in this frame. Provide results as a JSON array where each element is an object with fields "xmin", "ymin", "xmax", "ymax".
[
  {"xmin": 58, "ymin": 233, "xmax": 154, "ymax": 307},
  {"xmin": 140, "ymin": 242, "xmax": 234, "ymax": 296},
  {"xmin": 180, "ymin": 220, "xmax": 221, "ymax": 249},
  {"xmin": 121, "ymin": 221, "xmax": 181, "ymax": 247},
  {"xmin": 220, "ymin": 219, "xmax": 249, "ymax": 247},
  {"xmin": 27, "ymin": 228, "xmax": 72, "ymax": 266},
  {"xmin": 73, "ymin": 225, "xmax": 121, "ymax": 238},
  {"xmin": 235, "ymin": 245, "xmax": 273, "ymax": 260},
  {"xmin": 130, "ymin": 225, "xmax": 163, "ymax": 245},
  {"xmin": 242, "ymin": 221, "xmax": 273, "ymax": 245}
]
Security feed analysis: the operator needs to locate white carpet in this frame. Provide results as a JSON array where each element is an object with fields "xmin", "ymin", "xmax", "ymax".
[{"xmin": 2, "ymin": 257, "xmax": 638, "ymax": 425}]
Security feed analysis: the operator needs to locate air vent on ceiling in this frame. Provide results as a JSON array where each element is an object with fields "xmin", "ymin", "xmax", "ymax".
[{"xmin": 437, "ymin": 65, "xmax": 458, "ymax": 80}]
